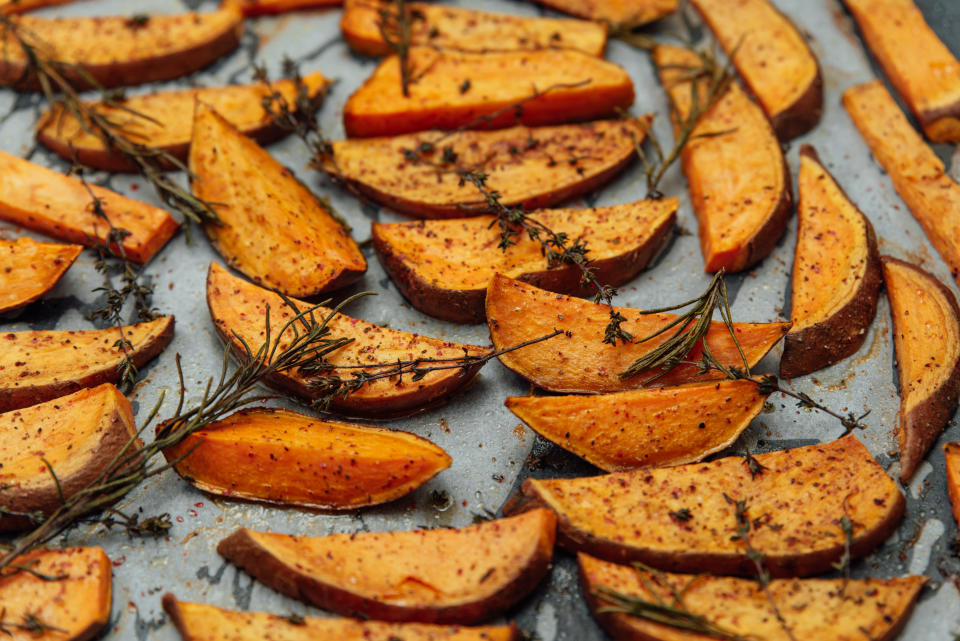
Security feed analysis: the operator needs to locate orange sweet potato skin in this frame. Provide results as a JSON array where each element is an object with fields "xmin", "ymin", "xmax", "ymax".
[
  {"xmin": 945, "ymin": 442, "xmax": 960, "ymax": 526},
  {"xmin": 526, "ymin": 0, "xmax": 677, "ymax": 30},
  {"xmin": 0, "ymin": 238, "xmax": 81, "ymax": 314}
]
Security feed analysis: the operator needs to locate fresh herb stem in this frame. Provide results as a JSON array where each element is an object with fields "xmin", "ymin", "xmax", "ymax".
[{"xmin": 377, "ymin": 0, "xmax": 414, "ymax": 96}]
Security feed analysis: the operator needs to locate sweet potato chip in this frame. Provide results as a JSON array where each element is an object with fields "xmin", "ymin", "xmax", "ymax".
[
  {"xmin": 322, "ymin": 118, "xmax": 649, "ymax": 218},
  {"xmin": 780, "ymin": 145, "xmax": 882, "ymax": 379},
  {"xmin": 161, "ymin": 407, "xmax": 450, "ymax": 510},
  {"xmin": 217, "ymin": 509, "xmax": 556, "ymax": 624},
  {"xmin": 241, "ymin": 0, "xmax": 340, "ymax": 15},
  {"xmin": 486, "ymin": 275, "xmax": 789, "ymax": 394},
  {"xmin": 37, "ymin": 72, "xmax": 330, "ymax": 173},
  {"xmin": 162, "ymin": 595, "xmax": 520, "ymax": 641},
  {"xmin": 882, "ymin": 256, "xmax": 960, "ymax": 481},
  {"xmin": 207, "ymin": 263, "xmax": 488, "ymax": 417},
  {"xmin": 0, "ymin": 237, "xmax": 81, "ymax": 314},
  {"xmin": 945, "ymin": 442, "xmax": 960, "ymax": 526},
  {"xmin": 580, "ymin": 553, "xmax": 925, "ymax": 641},
  {"xmin": 0, "ymin": 384, "xmax": 137, "ymax": 532},
  {"xmin": 341, "ymin": 0, "xmax": 606, "ymax": 57},
  {"xmin": 0, "ymin": 547, "xmax": 112, "ymax": 641},
  {"xmin": 190, "ymin": 103, "xmax": 365, "ymax": 297},
  {"xmin": 373, "ymin": 199, "xmax": 677, "ymax": 323},
  {"xmin": 654, "ymin": 44, "xmax": 791, "ymax": 273},
  {"xmin": 524, "ymin": 0, "xmax": 677, "ymax": 30},
  {"xmin": 507, "ymin": 435, "xmax": 903, "ymax": 577},
  {"xmin": 343, "ymin": 47, "xmax": 633, "ymax": 137},
  {"xmin": 506, "ymin": 379, "xmax": 768, "ymax": 472},
  {"xmin": 0, "ymin": 316, "xmax": 174, "ymax": 413},
  {"xmin": 844, "ymin": 80, "xmax": 960, "ymax": 286}
]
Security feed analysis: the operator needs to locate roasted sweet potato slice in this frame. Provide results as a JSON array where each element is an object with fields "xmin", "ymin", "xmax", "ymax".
[
  {"xmin": 506, "ymin": 435, "xmax": 904, "ymax": 577},
  {"xmin": 0, "ymin": 316, "xmax": 174, "ymax": 413},
  {"xmin": 506, "ymin": 379, "xmax": 768, "ymax": 472},
  {"xmin": 653, "ymin": 45, "xmax": 791, "ymax": 273},
  {"xmin": 0, "ymin": 151, "xmax": 178, "ymax": 263},
  {"xmin": 37, "ymin": 72, "xmax": 330, "ymax": 173},
  {"xmin": 191, "ymin": 103, "xmax": 365, "ymax": 297},
  {"xmin": 844, "ymin": 0, "xmax": 960, "ymax": 143},
  {"xmin": 882, "ymin": 256, "xmax": 960, "ymax": 481},
  {"xmin": 689, "ymin": 0, "xmax": 822, "ymax": 140},
  {"xmin": 217, "ymin": 509, "xmax": 556, "ymax": 624},
  {"xmin": 207, "ymin": 263, "xmax": 487, "ymax": 417},
  {"xmin": 486, "ymin": 275, "xmax": 789, "ymax": 394},
  {"xmin": 0, "ymin": 384, "xmax": 137, "ymax": 532},
  {"xmin": 0, "ymin": 237, "xmax": 81, "ymax": 314},
  {"xmin": 373, "ymin": 199, "xmax": 677, "ymax": 323},
  {"xmin": 0, "ymin": 0, "xmax": 75, "ymax": 14},
  {"xmin": 240, "ymin": 0, "xmax": 340, "ymax": 15},
  {"xmin": 0, "ymin": 3, "xmax": 243, "ymax": 90},
  {"xmin": 162, "ymin": 595, "xmax": 520, "ymax": 641},
  {"xmin": 945, "ymin": 442, "xmax": 960, "ymax": 526},
  {"xmin": 844, "ymin": 81, "xmax": 960, "ymax": 285},
  {"xmin": 579, "ymin": 553, "xmax": 925, "ymax": 641},
  {"xmin": 343, "ymin": 47, "xmax": 633, "ymax": 137},
  {"xmin": 322, "ymin": 118, "xmax": 648, "ymax": 219},
  {"xmin": 161, "ymin": 407, "xmax": 450, "ymax": 510},
  {"xmin": 341, "ymin": 0, "xmax": 606, "ymax": 58},
  {"xmin": 525, "ymin": 0, "xmax": 677, "ymax": 30},
  {"xmin": 780, "ymin": 145, "xmax": 882, "ymax": 379},
  {"xmin": 0, "ymin": 547, "xmax": 112, "ymax": 641}
]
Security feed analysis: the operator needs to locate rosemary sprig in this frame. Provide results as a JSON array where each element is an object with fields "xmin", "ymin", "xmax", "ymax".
[
  {"xmin": 0, "ymin": 609, "xmax": 66, "ymax": 637},
  {"xmin": 377, "ymin": 0, "xmax": 415, "ymax": 96}
]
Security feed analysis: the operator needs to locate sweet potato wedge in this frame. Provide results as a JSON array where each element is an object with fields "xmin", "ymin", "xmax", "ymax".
[
  {"xmin": 0, "ymin": 547, "xmax": 112, "ymax": 641},
  {"xmin": 882, "ymin": 256, "xmax": 960, "ymax": 481},
  {"xmin": 486, "ymin": 275, "xmax": 789, "ymax": 394},
  {"xmin": 579, "ymin": 553, "xmax": 925, "ymax": 641},
  {"xmin": 322, "ymin": 118, "xmax": 649, "ymax": 219},
  {"xmin": 0, "ymin": 316, "xmax": 174, "ymax": 413},
  {"xmin": 0, "ymin": 0, "xmax": 75, "ymax": 14},
  {"xmin": 0, "ymin": 3, "xmax": 243, "ymax": 90},
  {"xmin": 689, "ymin": 0, "xmax": 822, "ymax": 140},
  {"xmin": 0, "ymin": 151, "xmax": 178, "ymax": 263},
  {"xmin": 373, "ymin": 199, "xmax": 677, "ymax": 323},
  {"xmin": 0, "ymin": 384, "xmax": 137, "ymax": 532},
  {"xmin": 343, "ymin": 47, "xmax": 634, "ymax": 137},
  {"xmin": 160, "ymin": 407, "xmax": 450, "ymax": 510},
  {"xmin": 0, "ymin": 237, "xmax": 81, "ymax": 314},
  {"xmin": 653, "ymin": 45, "xmax": 791, "ymax": 273},
  {"xmin": 945, "ymin": 442, "xmax": 960, "ymax": 526},
  {"xmin": 506, "ymin": 379, "xmax": 768, "ymax": 472},
  {"xmin": 844, "ymin": 81, "xmax": 960, "ymax": 286},
  {"xmin": 207, "ymin": 263, "xmax": 487, "ymax": 417},
  {"xmin": 524, "ymin": 0, "xmax": 677, "ymax": 31},
  {"xmin": 162, "ymin": 595, "xmax": 520, "ymax": 641},
  {"xmin": 190, "ymin": 103, "xmax": 365, "ymax": 297},
  {"xmin": 37, "ymin": 72, "xmax": 330, "ymax": 173},
  {"xmin": 217, "ymin": 509, "xmax": 555, "ymax": 624},
  {"xmin": 240, "ymin": 0, "xmax": 340, "ymax": 15},
  {"xmin": 505, "ymin": 435, "xmax": 904, "ymax": 577},
  {"xmin": 844, "ymin": 0, "xmax": 960, "ymax": 143},
  {"xmin": 341, "ymin": 0, "xmax": 606, "ymax": 58},
  {"xmin": 780, "ymin": 145, "xmax": 882, "ymax": 379}
]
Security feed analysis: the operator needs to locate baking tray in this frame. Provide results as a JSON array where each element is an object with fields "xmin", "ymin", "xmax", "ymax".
[{"xmin": 1, "ymin": 0, "xmax": 959, "ymax": 638}]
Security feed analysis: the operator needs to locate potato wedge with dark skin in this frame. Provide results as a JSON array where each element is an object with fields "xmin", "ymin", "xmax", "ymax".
[
  {"xmin": 0, "ymin": 3, "xmax": 243, "ymax": 90},
  {"xmin": 341, "ymin": 0, "xmax": 606, "ymax": 58},
  {"xmin": 506, "ymin": 379, "xmax": 768, "ymax": 472},
  {"xmin": 217, "ymin": 509, "xmax": 556, "ymax": 624},
  {"xmin": 654, "ymin": 45, "xmax": 791, "ymax": 273},
  {"xmin": 523, "ymin": 0, "xmax": 677, "ymax": 31},
  {"xmin": 0, "ymin": 237, "xmax": 81, "ymax": 314},
  {"xmin": 343, "ymin": 47, "xmax": 634, "ymax": 137},
  {"xmin": 0, "ymin": 384, "xmax": 138, "ymax": 532},
  {"xmin": 844, "ymin": 81, "xmax": 960, "ymax": 287},
  {"xmin": 0, "ymin": 150, "xmax": 178, "ymax": 263},
  {"xmin": 946, "ymin": 443, "xmax": 960, "ymax": 527},
  {"xmin": 486, "ymin": 275, "xmax": 789, "ymax": 394},
  {"xmin": 240, "ymin": 0, "xmax": 340, "ymax": 15},
  {"xmin": 780, "ymin": 145, "xmax": 882, "ymax": 379},
  {"xmin": 373, "ymin": 199, "xmax": 677, "ymax": 323},
  {"xmin": 37, "ymin": 72, "xmax": 330, "ymax": 173},
  {"xmin": 160, "ymin": 407, "xmax": 451, "ymax": 510},
  {"xmin": 882, "ymin": 256, "xmax": 960, "ymax": 481},
  {"xmin": 505, "ymin": 435, "xmax": 904, "ymax": 577},
  {"xmin": 579, "ymin": 553, "xmax": 926, "ymax": 641},
  {"xmin": 322, "ymin": 118, "xmax": 649, "ymax": 219},
  {"xmin": 689, "ymin": 0, "xmax": 822, "ymax": 140},
  {"xmin": 207, "ymin": 263, "xmax": 488, "ymax": 417},
  {"xmin": 190, "ymin": 103, "xmax": 365, "ymax": 297},
  {"xmin": 0, "ymin": 316, "xmax": 174, "ymax": 413},
  {"xmin": 162, "ymin": 595, "xmax": 520, "ymax": 641},
  {"xmin": 844, "ymin": 0, "xmax": 960, "ymax": 143}
]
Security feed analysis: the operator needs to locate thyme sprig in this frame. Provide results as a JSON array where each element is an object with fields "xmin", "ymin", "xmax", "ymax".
[
  {"xmin": 378, "ymin": 0, "xmax": 416, "ymax": 96},
  {"xmin": 0, "ymin": 609, "xmax": 65, "ymax": 637}
]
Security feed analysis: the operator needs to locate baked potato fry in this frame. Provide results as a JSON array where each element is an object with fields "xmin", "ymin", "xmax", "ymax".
[{"xmin": 0, "ymin": 237, "xmax": 81, "ymax": 314}]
